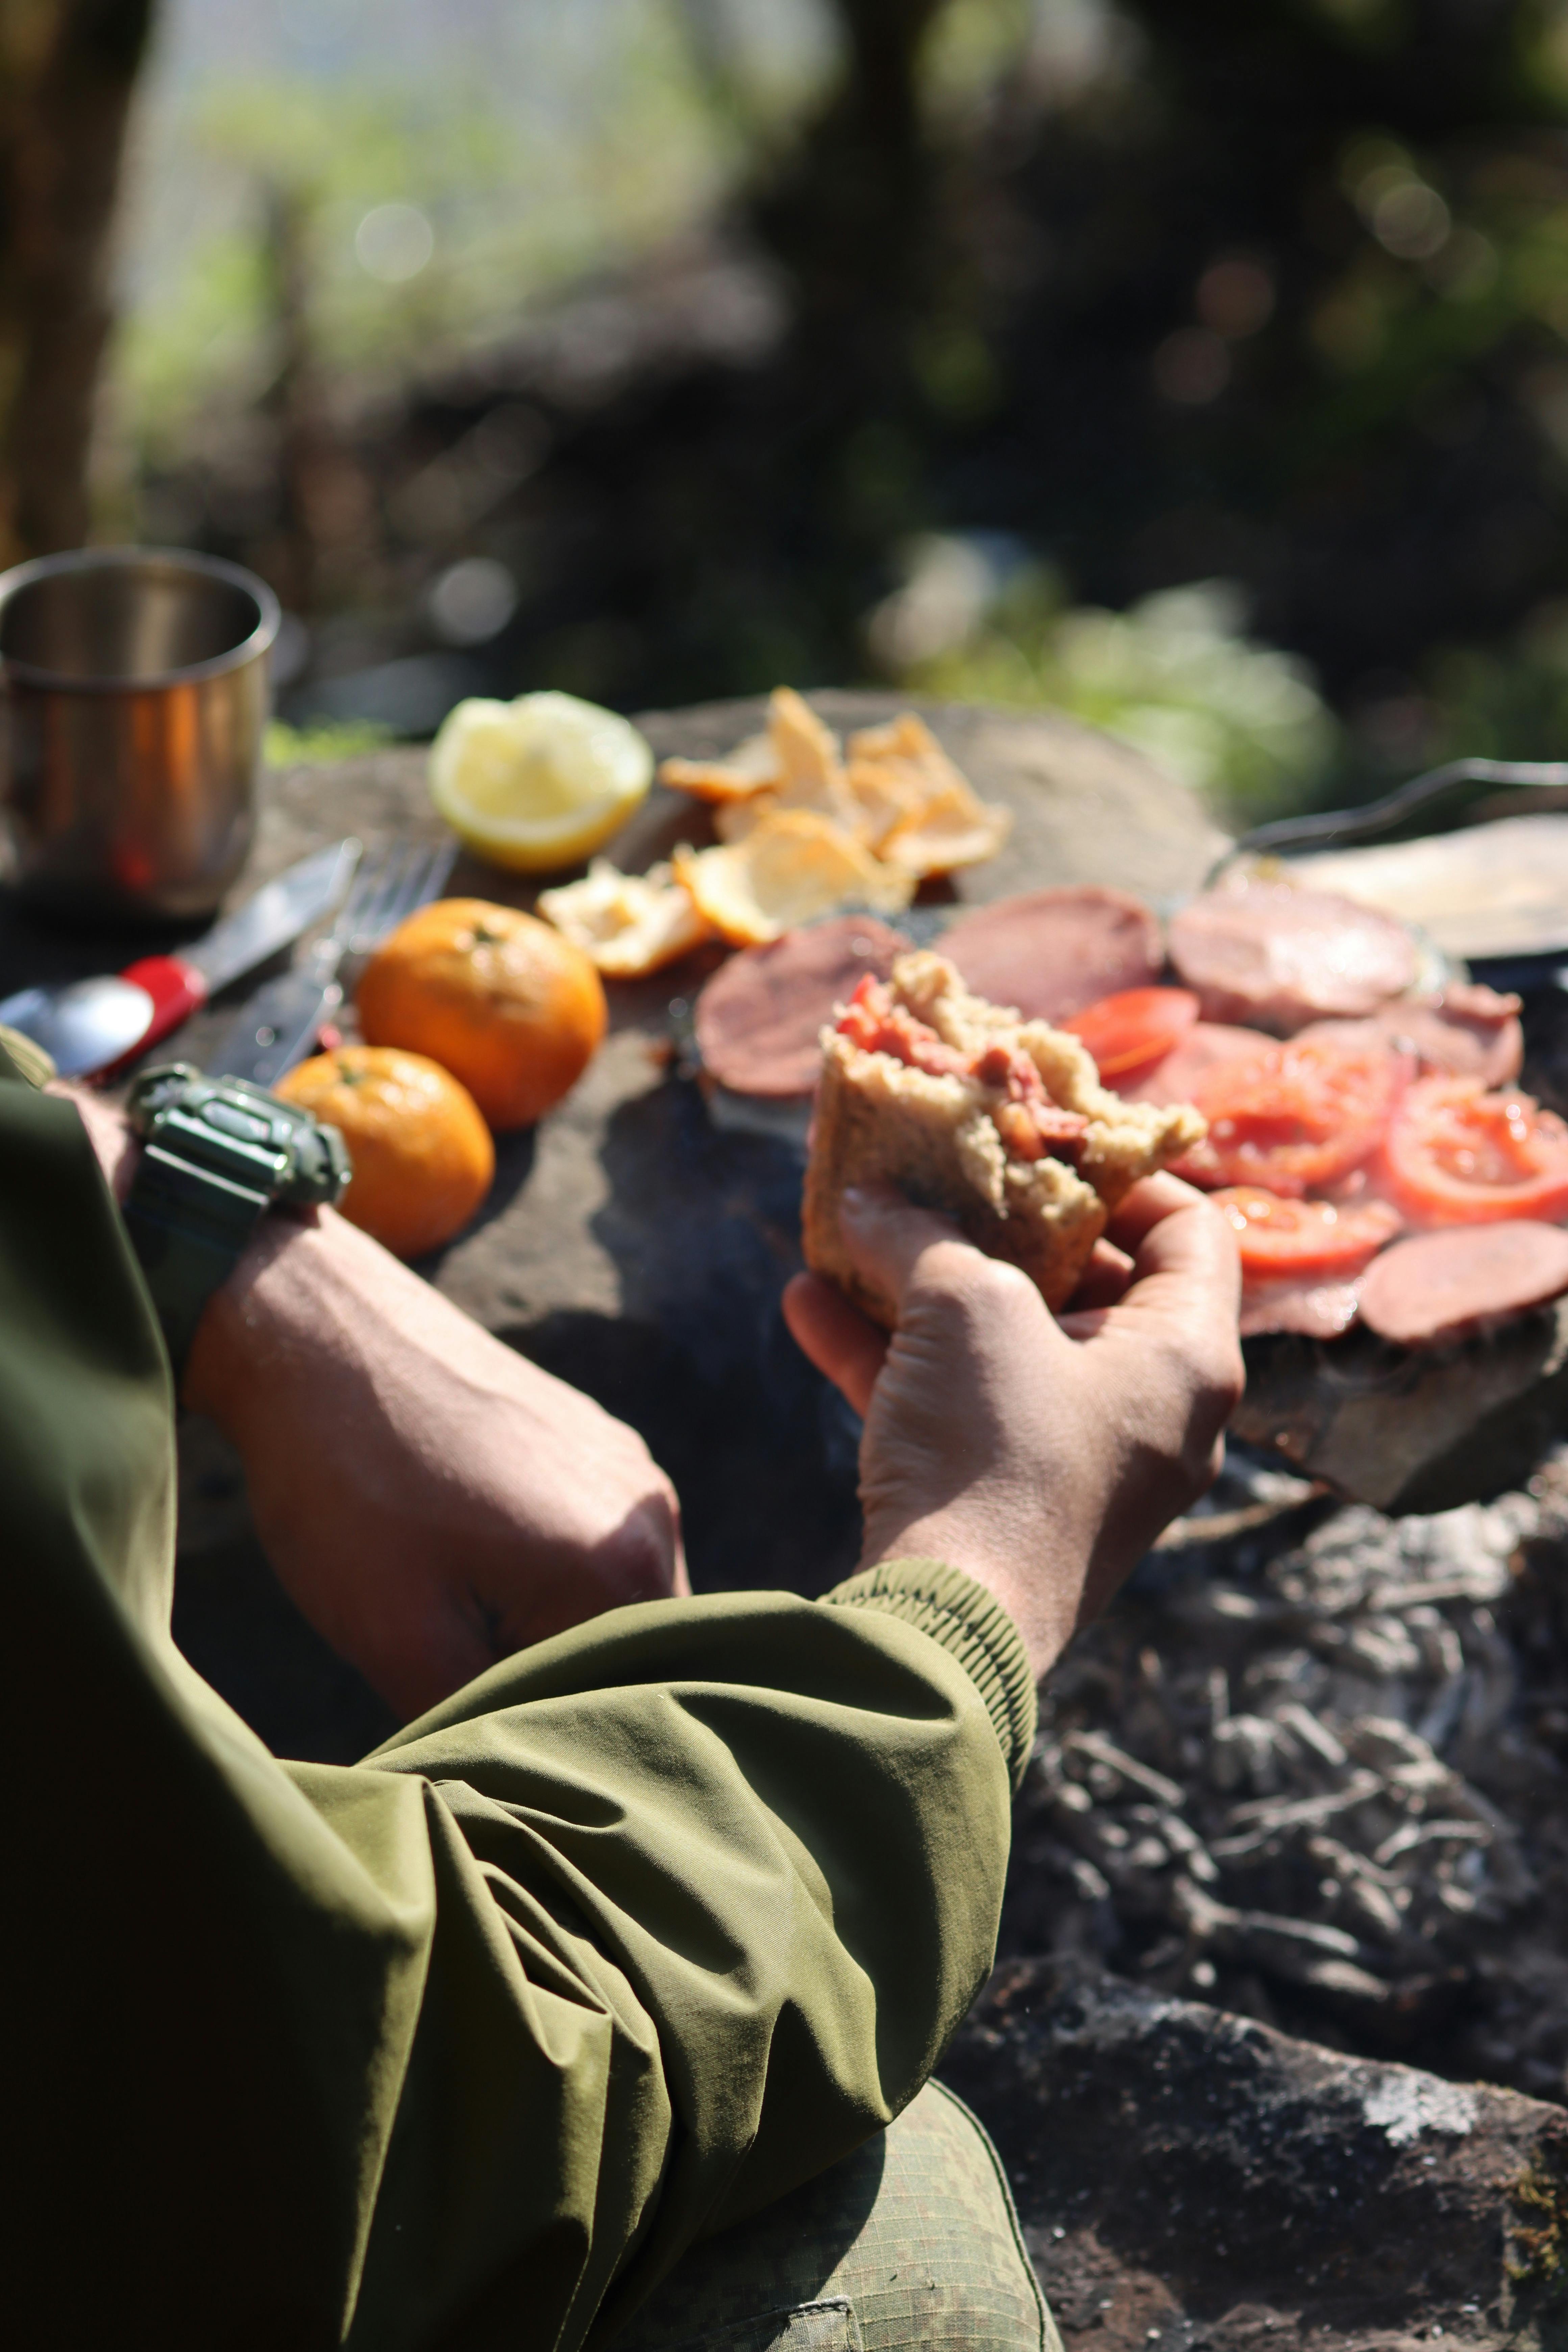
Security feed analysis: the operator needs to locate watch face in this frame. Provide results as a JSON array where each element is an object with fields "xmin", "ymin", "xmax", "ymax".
[
  {"xmin": 127, "ymin": 1064, "xmax": 350, "ymax": 1205},
  {"xmin": 197, "ymin": 1096, "xmax": 289, "ymax": 1148}
]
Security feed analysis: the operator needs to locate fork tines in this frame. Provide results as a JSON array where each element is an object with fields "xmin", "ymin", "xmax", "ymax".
[{"xmin": 341, "ymin": 838, "xmax": 458, "ymax": 959}]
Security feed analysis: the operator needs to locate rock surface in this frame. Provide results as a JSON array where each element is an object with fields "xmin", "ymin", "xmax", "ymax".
[
  {"xmin": 1233, "ymin": 1307, "xmax": 1568, "ymax": 1519},
  {"xmin": 942, "ymin": 1958, "xmax": 1568, "ymax": 2352},
  {"xmin": 130, "ymin": 695, "xmax": 1229, "ymax": 1750},
  {"xmin": 8, "ymin": 692, "xmax": 1568, "ymax": 1661},
  {"xmin": 135, "ymin": 695, "xmax": 1233, "ymax": 1621}
]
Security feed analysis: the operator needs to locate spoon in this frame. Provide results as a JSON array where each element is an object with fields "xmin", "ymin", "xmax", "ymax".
[{"xmin": 0, "ymin": 839, "xmax": 360, "ymax": 1078}]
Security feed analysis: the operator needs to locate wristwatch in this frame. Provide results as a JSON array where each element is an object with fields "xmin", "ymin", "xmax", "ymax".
[{"xmin": 122, "ymin": 1062, "xmax": 352, "ymax": 1373}]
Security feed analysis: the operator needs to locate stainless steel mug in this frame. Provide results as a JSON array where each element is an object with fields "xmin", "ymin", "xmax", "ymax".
[{"xmin": 0, "ymin": 546, "xmax": 281, "ymax": 922}]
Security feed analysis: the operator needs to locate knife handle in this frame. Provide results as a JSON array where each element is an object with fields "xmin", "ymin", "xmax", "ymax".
[{"xmin": 119, "ymin": 955, "xmax": 210, "ymax": 1054}]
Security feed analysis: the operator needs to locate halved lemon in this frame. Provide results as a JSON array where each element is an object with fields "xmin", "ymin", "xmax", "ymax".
[{"xmin": 429, "ymin": 690, "xmax": 654, "ymax": 872}]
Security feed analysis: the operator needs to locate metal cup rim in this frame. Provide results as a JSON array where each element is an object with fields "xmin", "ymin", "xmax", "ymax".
[{"xmin": 0, "ymin": 545, "xmax": 281, "ymax": 694}]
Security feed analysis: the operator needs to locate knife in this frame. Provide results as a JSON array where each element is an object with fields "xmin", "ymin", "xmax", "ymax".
[
  {"xmin": 0, "ymin": 839, "xmax": 361, "ymax": 1079},
  {"xmin": 209, "ymin": 837, "xmax": 456, "ymax": 1086}
]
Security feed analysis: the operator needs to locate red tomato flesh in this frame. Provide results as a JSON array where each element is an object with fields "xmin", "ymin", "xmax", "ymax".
[
  {"xmin": 1213, "ymin": 1187, "xmax": 1402, "ymax": 1279},
  {"xmin": 1175, "ymin": 1037, "xmax": 1407, "ymax": 1198},
  {"xmin": 1374, "ymin": 1077, "xmax": 1568, "ymax": 1226},
  {"xmin": 1063, "ymin": 987, "xmax": 1200, "ymax": 1079}
]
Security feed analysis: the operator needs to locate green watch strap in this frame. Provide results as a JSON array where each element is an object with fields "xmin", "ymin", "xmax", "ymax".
[
  {"xmin": 120, "ymin": 1065, "xmax": 351, "ymax": 1376},
  {"xmin": 121, "ymin": 1142, "xmax": 274, "ymax": 1374}
]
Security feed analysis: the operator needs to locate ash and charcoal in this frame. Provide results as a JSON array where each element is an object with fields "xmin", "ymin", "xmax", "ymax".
[{"xmin": 999, "ymin": 1448, "xmax": 1568, "ymax": 2102}]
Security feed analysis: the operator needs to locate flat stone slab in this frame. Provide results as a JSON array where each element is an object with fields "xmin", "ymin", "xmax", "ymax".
[
  {"xmin": 10, "ymin": 690, "xmax": 1568, "ymax": 1599},
  {"xmin": 103, "ymin": 695, "xmax": 1228, "ymax": 1750},
  {"xmin": 942, "ymin": 1958, "xmax": 1568, "ymax": 2352},
  {"xmin": 1234, "ymin": 1304, "xmax": 1568, "ymax": 1518},
  {"xmin": 92, "ymin": 696, "xmax": 1226, "ymax": 1616}
]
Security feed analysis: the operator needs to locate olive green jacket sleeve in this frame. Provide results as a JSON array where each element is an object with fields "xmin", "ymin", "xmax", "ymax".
[{"xmin": 1, "ymin": 1048, "xmax": 1035, "ymax": 2352}]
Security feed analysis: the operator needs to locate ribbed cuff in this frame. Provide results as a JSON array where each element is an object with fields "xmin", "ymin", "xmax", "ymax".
[{"xmin": 825, "ymin": 1558, "xmax": 1037, "ymax": 1789}]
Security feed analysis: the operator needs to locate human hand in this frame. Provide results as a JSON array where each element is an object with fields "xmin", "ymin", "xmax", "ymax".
[{"xmin": 782, "ymin": 1176, "xmax": 1243, "ymax": 1680}]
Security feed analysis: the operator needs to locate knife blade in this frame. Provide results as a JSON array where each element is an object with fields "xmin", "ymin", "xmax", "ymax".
[
  {"xmin": 110, "ymin": 837, "xmax": 363, "ymax": 1060},
  {"xmin": 179, "ymin": 840, "xmax": 363, "ymax": 995},
  {"xmin": 208, "ymin": 962, "xmax": 351, "ymax": 1088},
  {"xmin": 0, "ymin": 839, "xmax": 362, "ymax": 1078},
  {"xmin": 210, "ymin": 838, "xmax": 457, "ymax": 1085}
]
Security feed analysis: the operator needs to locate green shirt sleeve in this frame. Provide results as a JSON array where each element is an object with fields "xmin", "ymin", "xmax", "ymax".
[{"xmin": 3, "ymin": 1051, "xmax": 1029, "ymax": 2352}]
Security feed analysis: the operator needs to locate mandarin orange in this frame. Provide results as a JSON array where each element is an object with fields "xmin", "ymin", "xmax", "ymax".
[
  {"xmin": 275, "ymin": 1046, "xmax": 494, "ymax": 1258},
  {"xmin": 356, "ymin": 897, "xmax": 606, "ymax": 1130}
]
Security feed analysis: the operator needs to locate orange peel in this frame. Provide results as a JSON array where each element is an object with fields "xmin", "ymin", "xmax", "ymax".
[
  {"xmin": 660, "ymin": 687, "xmax": 866, "ymax": 828},
  {"xmin": 659, "ymin": 731, "xmax": 779, "ymax": 803},
  {"xmin": 537, "ymin": 858, "xmax": 712, "ymax": 978},
  {"xmin": 845, "ymin": 713, "xmax": 1011, "ymax": 875},
  {"xmin": 877, "ymin": 786, "xmax": 1013, "ymax": 878},
  {"xmin": 664, "ymin": 694, "xmax": 1011, "ymax": 882},
  {"xmin": 673, "ymin": 809, "xmax": 914, "ymax": 948}
]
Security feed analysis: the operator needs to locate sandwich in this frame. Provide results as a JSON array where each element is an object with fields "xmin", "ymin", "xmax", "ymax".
[{"xmin": 802, "ymin": 951, "xmax": 1206, "ymax": 1323}]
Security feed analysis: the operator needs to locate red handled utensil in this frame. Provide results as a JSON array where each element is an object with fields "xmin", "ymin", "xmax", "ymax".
[{"xmin": 0, "ymin": 838, "xmax": 361, "ymax": 1078}]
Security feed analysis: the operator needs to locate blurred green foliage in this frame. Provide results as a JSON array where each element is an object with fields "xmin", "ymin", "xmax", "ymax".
[
  {"xmin": 111, "ymin": 1, "xmax": 1568, "ymax": 813},
  {"xmin": 903, "ymin": 566, "xmax": 1341, "ymax": 827},
  {"xmin": 121, "ymin": 1, "xmax": 824, "ymax": 452},
  {"xmin": 264, "ymin": 717, "xmax": 395, "ymax": 766},
  {"xmin": 1416, "ymin": 611, "xmax": 1568, "ymax": 765}
]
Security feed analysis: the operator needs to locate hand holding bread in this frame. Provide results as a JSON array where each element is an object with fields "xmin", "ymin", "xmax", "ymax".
[
  {"xmin": 802, "ymin": 950, "xmax": 1203, "ymax": 1319},
  {"xmin": 785, "ymin": 1175, "xmax": 1244, "ymax": 1681}
]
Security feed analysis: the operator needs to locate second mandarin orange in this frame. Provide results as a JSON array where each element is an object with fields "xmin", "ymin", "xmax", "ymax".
[{"xmin": 275, "ymin": 1045, "xmax": 494, "ymax": 1258}]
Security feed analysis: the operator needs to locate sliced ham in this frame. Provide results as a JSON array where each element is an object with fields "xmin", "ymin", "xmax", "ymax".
[
  {"xmin": 1119, "ymin": 1021, "xmax": 1275, "ymax": 1106},
  {"xmin": 1358, "ymin": 1222, "xmax": 1568, "ymax": 1347},
  {"xmin": 1169, "ymin": 874, "xmax": 1417, "ymax": 1034},
  {"xmin": 940, "ymin": 887, "xmax": 1163, "ymax": 1024},
  {"xmin": 1240, "ymin": 1278, "xmax": 1364, "ymax": 1340},
  {"xmin": 1297, "ymin": 983, "xmax": 1523, "ymax": 1089},
  {"xmin": 695, "ymin": 914, "xmax": 908, "ymax": 1098}
]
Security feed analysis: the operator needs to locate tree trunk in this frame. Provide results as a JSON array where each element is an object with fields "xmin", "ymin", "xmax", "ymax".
[
  {"xmin": 0, "ymin": 0, "xmax": 156, "ymax": 566},
  {"xmin": 751, "ymin": 0, "xmax": 947, "ymax": 368}
]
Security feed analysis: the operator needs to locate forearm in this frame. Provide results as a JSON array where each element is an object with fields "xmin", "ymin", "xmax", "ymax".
[
  {"xmin": 183, "ymin": 1207, "xmax": 672, "ymax": 1695},
  {"xmin": 49, "ymin": 1077, "xmax": 688, "ymax": 1716},
  {"xmin": 53, "ymin": 1077, "xmax": 494, "ymax": 1419},
  {"xmin": 185, "ymin": 1193, "xmax": 510, "ymax": 1431}
]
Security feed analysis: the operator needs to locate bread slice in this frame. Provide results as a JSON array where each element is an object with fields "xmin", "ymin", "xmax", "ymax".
[{"xmin": 802, "ymin": 951, "xmax": 1205, "ymax": 1323}]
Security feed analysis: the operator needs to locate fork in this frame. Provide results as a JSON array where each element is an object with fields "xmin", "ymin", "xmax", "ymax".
[{"xmin": 207, "ymin": 836, "xmax": 458, "ymax": 1087}]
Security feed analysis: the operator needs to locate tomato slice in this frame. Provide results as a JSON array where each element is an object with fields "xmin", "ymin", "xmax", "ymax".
[
  {"xmin": 1212, "ymin": 1187, "xmax": 1402, "ymax": 1279},
  {"xmin": 1374, "ymin": 1076, "xmax": 1568, "ymax": 1226},
  {"xmin": 1063, "ymin": 987, "xmax": 1199, "ymax": 1079},
  {"xmin": 1175, "ymin": 1037, "xmax": 1407, "ymax": 1197}
]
